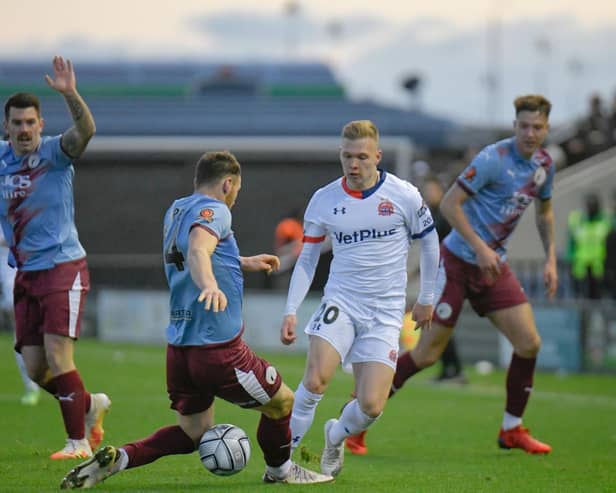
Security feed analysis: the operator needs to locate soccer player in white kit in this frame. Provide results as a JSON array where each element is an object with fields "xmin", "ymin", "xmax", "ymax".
[{"xmin": 280, "ymin": 120, "xmax": 440, "ymax": 477}]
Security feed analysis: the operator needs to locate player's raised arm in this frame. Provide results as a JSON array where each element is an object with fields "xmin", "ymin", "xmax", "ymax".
[
  {"xmin": 45, "ymin": 56, "xmax": 96, "ymax": 159},
  {"xmin": 188, "ymin": 226, "xmax": 228, "ymax": 312}
]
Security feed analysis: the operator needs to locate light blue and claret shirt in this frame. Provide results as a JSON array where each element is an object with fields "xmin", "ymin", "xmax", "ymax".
[
  {"xmin": 0, "ymin": 136, "xmax": 86, "ymax": 271},
  {"xmin": 163, "ymin": 193, "xmax": 243, "ymax": 346},
  {"xmin": 444, "ymin": 137, "xmax": 554, "ymax": 264}
]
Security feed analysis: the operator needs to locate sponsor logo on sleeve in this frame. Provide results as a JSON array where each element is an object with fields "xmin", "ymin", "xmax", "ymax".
[
  {"xmin": 199, "ymin": 208, "xmax": 214, "ymax": 222},
  {"xmin": 463, "ymin": 166, "xmax": 477, "ymax": 181},
  {"xmin": 417, "ymin": 201, "xmax": 428, "ymax": 217}
]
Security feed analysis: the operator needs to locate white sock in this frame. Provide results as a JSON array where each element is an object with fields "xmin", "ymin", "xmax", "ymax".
[
  {"xmin": 290, "ymin": 382, "xmax": 323, "ymax": 450},
  {"xmin": 266, "ymin": 459, "xmax": 292, "ymax": 479},
  {"xmin": 502, "ymin": 412, "xmax": 522, "ymax": 431},
  {"xmin": 329, "ymin": 399, "xmax": 379, "ymax": 446}
]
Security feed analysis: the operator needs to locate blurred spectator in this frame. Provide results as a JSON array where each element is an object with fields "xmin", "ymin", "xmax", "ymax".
[
  {"xmin": 423, "ymin": 177, "xmax": 450, "ymax": 241},
  {"xmin": 604, "ymin": 190, "xmax": 616, "ymax": 299},
  {"xmin": 449, "ymin": 145, "xmax": 480, "ymax": 179},
  {"xmin": 274, "ymin": 207, "xmax": 304, "ymax": 273},
  {"xmin": 411, "ymin": 159, "xmax": 432, "ymax": 186},
  {"xmin": 579, "ymin": 93, "xmax": 611, "ymax": 152},
  {"xmin": 421, "ymin": 177, "xmax": 466, "ymax": 384},
  {"xmin": 271, "ymin": 207, "xmax": 332, "ymax": 291},
  {"xmin": 566, "ymin": 192, "xmax": 612, "ymax": 299},
  {"xmin": 565, "ymin": 93, "xmax": 611, "ymax": 164},
  {"xmin": 271, "ymin": 208, "xmax": 304, "ymax": 290}
]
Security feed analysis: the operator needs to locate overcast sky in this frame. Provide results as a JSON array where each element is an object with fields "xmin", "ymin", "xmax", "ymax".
[{"xmin": 3, "ymin": 0, "xmax": 616, "ymax": 125}]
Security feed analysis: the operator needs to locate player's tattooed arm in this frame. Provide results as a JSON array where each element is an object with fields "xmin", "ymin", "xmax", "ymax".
[
  {"xmin": 44, "ymin": 56, "xmax": 96, "ymax": 159},
  {"xmin": 61, "ymin": 92, "xmax": 96, "ymax": 159}
]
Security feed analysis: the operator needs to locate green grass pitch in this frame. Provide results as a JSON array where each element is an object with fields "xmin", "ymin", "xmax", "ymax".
[{"xmin": 1, "ymin": 333, "xmax": 615, "ymax": 492}]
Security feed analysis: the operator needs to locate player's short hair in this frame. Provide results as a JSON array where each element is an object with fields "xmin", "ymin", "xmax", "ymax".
[
  {"xmin": 4, "ymin": 92, "xmax": 41, "ymax": 120},
  {"xmin": 194, "ymin": 151, "xmax": 241, "ymax": 188},
  {"xmin": 513, "ymin": 95, "xmax": 551, "ymax": 118},
  {"xmin": 341, "ymin": 120, "xmax": 379, "ymax": 143}
]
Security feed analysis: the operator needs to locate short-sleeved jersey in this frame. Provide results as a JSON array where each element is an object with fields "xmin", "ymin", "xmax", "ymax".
[
  {"xmin": 303, "ymin": 170, "xmax": 434, "ymax": 315},
  {"xmin": 163, "ymin": 193, "xmax": 243, "ymax": 346},
  {"xmin": 444, "ymin": 137, "xmax": 554, "ymax": 264},
  {"xmin": 0, "ymin": 136, "xmax": 86, "ymax": 271}
]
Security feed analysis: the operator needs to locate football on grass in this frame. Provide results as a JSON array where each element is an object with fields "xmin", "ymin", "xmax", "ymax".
[{"xmin": 198, "ymin": 424, "xmax": 251, "ymax": 476}]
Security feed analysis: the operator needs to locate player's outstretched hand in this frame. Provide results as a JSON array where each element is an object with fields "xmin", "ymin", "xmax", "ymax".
[
  {"xmin": 241, "ymin": 254, "xmax": 280, "ymax": 274},
  {"xmin": 198, "ymin": 287, "xmax": 228, "ymax": 312},
  {"xmin": 411, "ymin": 303, "xmax": 433, "ymax": 331},
  {"xmin": 280, "ymin": 314, "xmax": 297, "ymax": 345},
  {"xmin": 44, "ymin": 56, "xmax": 77, "ymax": 95}
]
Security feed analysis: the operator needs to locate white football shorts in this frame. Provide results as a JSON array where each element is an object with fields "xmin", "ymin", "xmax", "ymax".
[{"xmin": 303, "ymin": 297, "xmax": 403, "ymax": 370}]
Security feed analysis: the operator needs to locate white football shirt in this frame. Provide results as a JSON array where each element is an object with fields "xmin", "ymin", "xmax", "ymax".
[{"xmin": 302, "ymin": 170, "xmax": 434, "ymax": 314}]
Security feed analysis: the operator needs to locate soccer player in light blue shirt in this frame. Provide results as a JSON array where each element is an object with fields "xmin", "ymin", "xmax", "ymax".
[
  {"xmin": 61, "ymin": 151, "xmax": 334, "ymax": 488},
  {"xmin": 2, "ymin": 57, "xmax": 110, "ymax": 461},
  {"xmin": 0, "ymin": 134, "xmax": 85, "ymax": 270},
  {"xmin": 444, "ymin": 134, "xmax": 555, "ymax": 264},
  {"xmin": 350, "ymin": 95, "xmax": 558, "ymax": 456},
  {"xmin": 163, "ymin": 192, "xmax": 244, "ymax": 346}
]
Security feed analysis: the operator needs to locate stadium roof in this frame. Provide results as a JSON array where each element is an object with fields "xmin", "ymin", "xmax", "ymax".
[{"xmin": 1, "ymin": 61, "xmax": 459, "ymax": 149}]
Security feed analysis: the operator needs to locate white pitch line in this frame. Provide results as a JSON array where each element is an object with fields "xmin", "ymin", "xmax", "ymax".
[{"xmin": 417, "ymin": 381, "xmax": 616, "ymax": 408}]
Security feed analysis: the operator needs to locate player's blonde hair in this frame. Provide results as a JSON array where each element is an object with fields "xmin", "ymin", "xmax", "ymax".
[
  {"xmin": 341, "ymin": 120, "xmax": 379, "ymax": 143},
  {"xmin": 513, "ymin": 95, "xmax": 552, "ymax": 117}
]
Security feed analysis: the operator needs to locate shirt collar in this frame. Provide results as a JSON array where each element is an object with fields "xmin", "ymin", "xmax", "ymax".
[{"xmin": 341, "ymin": 168, "xmax": 386, "ymax": 199}]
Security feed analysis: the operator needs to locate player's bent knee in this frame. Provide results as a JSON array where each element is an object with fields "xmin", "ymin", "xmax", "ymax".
[
  {"xmin": 525, "ymin": 336, "xmax": 542, "ymax": 357},
  {"xmin": 302, "ymin": 376, "xmax": 328, "ymax": 395},
  {"xmin": 515, "ymin": 334, "xmax": 542, "ymax": 358},
  {"xmin": 359, "ymin": 401, "xmax": 385, "ymax": 418}
]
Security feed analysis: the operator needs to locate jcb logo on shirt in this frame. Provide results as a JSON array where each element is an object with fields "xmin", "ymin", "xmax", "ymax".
[
  {"xmin": 500, "ymin": 191, "xmax": 533, "ymax": 217},
  {"xmin": 2, "ymin": 174, "xmax": 32, "ymax": 199}
]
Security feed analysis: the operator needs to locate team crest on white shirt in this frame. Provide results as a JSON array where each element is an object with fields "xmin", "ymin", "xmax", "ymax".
[{"xmin": 377, "ymin": 199, "xmax": 394, "ymax": 216}]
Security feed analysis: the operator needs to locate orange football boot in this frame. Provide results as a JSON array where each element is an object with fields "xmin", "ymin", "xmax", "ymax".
[
  {"xmin": 498, "ymin": 426, "xmax": 552, "ymax": 454},
  {"xmin": 345, "ymin": 430, "xmax": 368, "ymax": 456}
]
